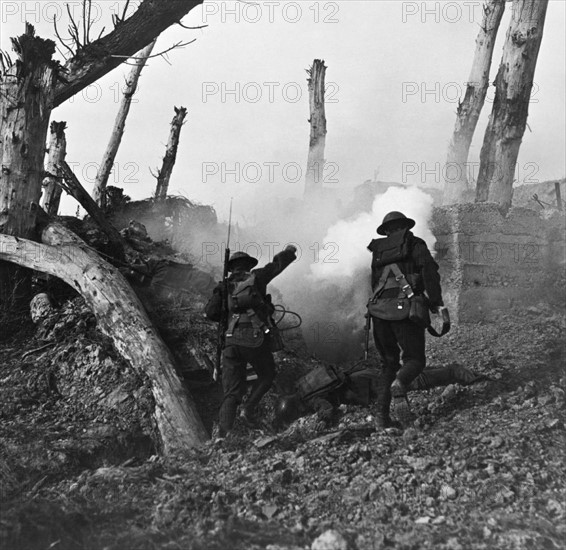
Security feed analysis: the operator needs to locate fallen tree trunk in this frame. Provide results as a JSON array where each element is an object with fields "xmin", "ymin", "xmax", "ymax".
[
  {"xmin": 58, "ymin": 160, "xmax": 126, "ymax": 261},
  {"xmin": 0, "ymin": 222, "xmax": 209, "ymax": 453}
]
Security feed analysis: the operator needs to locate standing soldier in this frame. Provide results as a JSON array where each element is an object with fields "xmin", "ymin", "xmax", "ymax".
[
  {"xmin": 367, "ymin": 212, "xmax": 444, "ymax": 428},
  {"xmin": 206, "ymin": 245, "xmax": 297, "ymax": 439}
]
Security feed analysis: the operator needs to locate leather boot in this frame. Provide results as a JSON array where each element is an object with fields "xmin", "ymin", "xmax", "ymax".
[
  {"xmin": 390, "ymin": 378, "xmax": 414, "ymax": 427},
  {"xmin": 375, "ymin": 371, "xmax": 394, "ymax": 429}
]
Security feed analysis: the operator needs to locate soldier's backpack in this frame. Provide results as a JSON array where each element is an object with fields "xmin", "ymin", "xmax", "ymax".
[
  {"xmin": 368, "ymin": 228, "xmax": 411, "ymax": 268},
  {"xmin": 228, "ymin": 272, "xmax": 266, "ymax": 313},
  {"xmin": 296, "ymin": 364, "xmax": 346, "ymax": 401},
  {"xmin": 225, "ymin": 273, "xmax": 279, "ymax": 349}
]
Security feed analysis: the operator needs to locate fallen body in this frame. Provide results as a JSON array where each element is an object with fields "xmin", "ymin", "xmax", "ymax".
[{"xmin": 274, "ymin": 364, "xmax": 487, "ymax": 428}]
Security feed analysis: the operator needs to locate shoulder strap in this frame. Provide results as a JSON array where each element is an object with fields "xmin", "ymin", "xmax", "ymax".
[
  {"xmin": 389, "ymin": 263, "xmax": 415, "ymax": 298},
  {"xmin": 370, "ymin": 264, "xmax": 393, "ymax": 302}
]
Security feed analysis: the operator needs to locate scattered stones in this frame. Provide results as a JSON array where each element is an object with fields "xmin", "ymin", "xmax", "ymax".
[{"xmin": 311, "ymin": 529, "xmax": 348, "ymax": 550}]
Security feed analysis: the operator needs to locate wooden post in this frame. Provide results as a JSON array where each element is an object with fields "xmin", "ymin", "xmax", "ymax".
[
  {"xmin": 0, "ymin": 224, "xmax": 209, "ymax": 452},
  {"xmin": 41, "ymin": 121, "xmax": 68, "ymax": 216},
  {"xmin": 475, "ymin": 0, "xmax": 549, "ymax": 213},
  {"xmin": 442, "ymin": 0, "xmax": 506, "ymax": 205},
  {"xmin": 92, "ymin": 39, "xmax": 156, "ymax": 209},
  {"xmin": 154, "ymin": 107, "xmax": 187, "ymax": 202},
  {"xmin": 304, "ymin": 59, "xmax": 327, "ymax": 198}
]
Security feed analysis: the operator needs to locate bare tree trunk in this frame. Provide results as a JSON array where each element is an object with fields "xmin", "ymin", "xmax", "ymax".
[
  {"xmin": 93, "ymin": 40, "xmax": 157, "ymax": 209},
  {"xmin": 0, "ymin": 223, "xmax": 209, "ymax": 452},
  {"xmin": 475, "ymin": 0, "xmax": 549, "ymax": 213},
  {"xmin": 41, "ymin": 121, "xmax": 68, "ymax": 215},
  {"xmin": 154, "ymin": 107, "xmax": 187, "ymax": 202},
  {"xmin": 442, "ymin": 0, "xmax": 506, "ymax": 205},
  {"xmin": 304, "ymin": 60, "xmax": 327, "ymax": 198},
  {"xmin": 58, "ymin": 161, "xmax": 126, "ymax": 261},
  {"xmin": 0, "ymin": 25, "xmax": 58, "ymax": 303}
]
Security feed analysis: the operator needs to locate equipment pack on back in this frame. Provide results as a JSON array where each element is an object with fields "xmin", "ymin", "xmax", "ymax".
[{"xmin": 225, "ymin": 272, "xmax": 276, "ymax": 347}]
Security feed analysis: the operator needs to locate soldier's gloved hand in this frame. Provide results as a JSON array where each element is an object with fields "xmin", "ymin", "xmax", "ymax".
[
  {"xmin": 285, "ymin": 245, "xmax": 297, "ymax": 254},
  {"xmin": 429, "ymin": 305, "xmax": 441, "ymax": 314}
]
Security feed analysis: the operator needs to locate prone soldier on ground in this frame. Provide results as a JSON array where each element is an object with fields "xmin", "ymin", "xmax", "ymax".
[{"xmin": 274, "ymin": 362, "xmax": 486, "ymax": 428}]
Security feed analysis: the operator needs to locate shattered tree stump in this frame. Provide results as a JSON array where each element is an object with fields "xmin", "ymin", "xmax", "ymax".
[
  {"xmin": 0, "ymin": 222, "xmax": 209, "ymax": 452},
  {"xmin": 154, "ymin": 106, "xmax": 187, "ymax": 202},
  {"xmin": 304, "ymin": 59, "xmax": 327, "ymax": 198},
  {"xmin": 41, "ymin": 121, "xmax": 68, "ymax": 216}
]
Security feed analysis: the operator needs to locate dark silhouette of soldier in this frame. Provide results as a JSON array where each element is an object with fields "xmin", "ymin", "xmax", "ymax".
[{"xmin": 368, "ymin": 212, "xmax": 444, "ymax": 428}]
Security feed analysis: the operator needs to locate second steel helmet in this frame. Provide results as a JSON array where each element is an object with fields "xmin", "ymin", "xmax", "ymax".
[
  {"xmin": 376, "ymin": 211, "xmax": 416, "ymax": 235},
  {"xmin": 227, "ymin": 251, "xmax": 258, "ymax": 271}
]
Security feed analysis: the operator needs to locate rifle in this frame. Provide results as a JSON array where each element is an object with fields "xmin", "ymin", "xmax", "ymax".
[
  {"xmin": 364, "ymin": 311, "xmax": 371, "ymax": 361},
  {"xmin": 214, "ymin": 199, "xmax": 233, "ymax": 382}
]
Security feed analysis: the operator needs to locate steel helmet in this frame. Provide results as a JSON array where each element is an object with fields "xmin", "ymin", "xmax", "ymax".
[
  {"xmin": 227, "ymin": 251, "xmax": 258, "ymax": 271},
  {"xmin": 376, "ymin": 211, "xmax": 416, "ymax": 235}
]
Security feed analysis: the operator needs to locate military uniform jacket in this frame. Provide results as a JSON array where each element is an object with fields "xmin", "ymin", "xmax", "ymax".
[
  {"xmin": 209, "ymin": 248, "xmax": 297, "ymax": 347},
  {"xmin": 367, "ymin": 230, "xmax": 444, "ymax": 310}
]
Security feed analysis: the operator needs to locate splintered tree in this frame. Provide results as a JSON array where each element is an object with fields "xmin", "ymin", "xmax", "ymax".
[
  {"xmin": 442, "ymin": 0, "xmax": 507, "ymax": 205},
  {"xmin": 154, "ymin": 106, "xmax": 187, "ymax": 202},
  {"xmin": 475, "ymin": 0, "xmax": 549, "ymax": 212},
  {"xmin": 41, "ymin": 121, "xmax": 68, "ymax": 216},
  {"xmin": 0, "ymin": 25, "xmax": 60, "ymax": 302},
  {"xmin": 92, "ymin": 39, "xmax": 157, "ymax": 209},
  {"xmin": 0, "ymin": 1, "xmax": 207, "ymax": 451},
  {"xmin": 304, "ymin": 59, "xmax": 327, "ymax": 198}
]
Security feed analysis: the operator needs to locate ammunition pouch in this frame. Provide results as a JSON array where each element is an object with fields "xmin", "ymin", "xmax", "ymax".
[
  {"xmin": 225, "ymin": 313, "xmax": 265, "ymax": 348},
  {"xmin": 368, "ymin": 262, "xmax": 429, "ymax": 328},
  {"xmin": 368, "ymin": 297, "xmax": 410, "ymax": 321},
  {"xmin": 408, "ymin": 294, "xmax": 430, "ymax": 328}
]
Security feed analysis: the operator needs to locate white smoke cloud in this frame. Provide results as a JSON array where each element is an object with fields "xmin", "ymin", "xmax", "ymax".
[{"xmin": 310, "ymin": 186, "xmax": 435, "ymax": 281}]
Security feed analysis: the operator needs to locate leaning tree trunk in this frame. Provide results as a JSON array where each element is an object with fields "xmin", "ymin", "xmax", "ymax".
[
  {"xmin": 93, "ymin": 39, "xmax": 157, "ymax": 209},
  {"xmin": 304, "ymin": 59, "xmax": 327, "ymax": 198},
  {"xmin": 154, "ymin": 106, "xmax": 187, "ymax": 202},
  {"xmin": 41, "ymin": 121, "xmax": 67, "ymax": 216},
  {"xmin": 58, "ymin": 161, "xmax": 126, "ymax": 262},
  {"xmin": 475, "ymin": 0, "xmax": 549, "ymax": 212},
  {"xmin": 0, "ymin": 25, "xmax": 59, "ymax": 303},
  {"xmin": 442, "ymin": 0, "xmax": 506, "ymax": 205},
  {"xmin": 0, "ymin": 222, "xmax": 209, "ymax": 452}
]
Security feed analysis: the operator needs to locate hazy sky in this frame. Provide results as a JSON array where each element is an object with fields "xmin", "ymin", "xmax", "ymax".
[{"xmin": 1, "ymin": 0, "xmax": 565, "ymax": 221}]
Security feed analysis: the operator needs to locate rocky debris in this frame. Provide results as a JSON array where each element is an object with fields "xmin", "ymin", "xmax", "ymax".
[
  {"xmin": 311, "ymin": 529, "xmax": 348, "ymax": 550},
  {"xmin": 1, "ymin": 296, "xmax": 564, "ymax": 550},
  {"xmin": 29, "ymin": 293, "xmax": 54, "ymax": 324},
  {"xmin": 0, "ymin": 298, "xmax": 156, "ymax": 509}
]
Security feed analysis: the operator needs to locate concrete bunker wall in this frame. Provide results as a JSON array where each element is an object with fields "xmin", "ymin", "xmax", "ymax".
[{"xmin": 432, "ymin": 204, "xmax": 565, "ymax": 323}]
